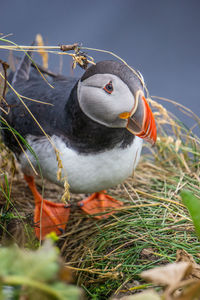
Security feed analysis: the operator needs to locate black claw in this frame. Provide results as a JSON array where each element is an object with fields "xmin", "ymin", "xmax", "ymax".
[{"xmin": 58, "ymin": 227, "xmax": 64, "ymax": 234}]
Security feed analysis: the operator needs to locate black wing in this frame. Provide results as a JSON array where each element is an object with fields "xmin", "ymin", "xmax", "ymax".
[{"xmin": 1, "ymin": 49, "xmax": 77, "ymax": 154}]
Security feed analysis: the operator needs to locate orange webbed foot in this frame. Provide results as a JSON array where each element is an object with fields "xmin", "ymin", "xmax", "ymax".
[
  {"xmin": 78, "ymin": 191, "xmax": 123, "ymax": 219},
  {"xmin": 24, "ymin": 175, "xmax": 70, "ymax": 240}
]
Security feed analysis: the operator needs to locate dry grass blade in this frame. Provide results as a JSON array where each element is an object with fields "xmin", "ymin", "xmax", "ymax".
[
  {"xmin": 36, "ymin": 34, "xmax": 48, "ymax": 69},
  {"xmin": 152, "ymin": 95, "xmax": 200, "ymax": 125}
]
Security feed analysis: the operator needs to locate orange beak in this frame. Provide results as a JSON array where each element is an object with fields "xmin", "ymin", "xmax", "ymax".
[{"xmin": 120, "ymin": 91, "xmax": 157, "ymax": 145}]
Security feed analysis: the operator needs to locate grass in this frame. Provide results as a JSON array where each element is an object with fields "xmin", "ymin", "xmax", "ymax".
[
  {"xmin": 0, "ymin": 36, "xmax": 200, "ymax": 299},
  {"xmin": 59, "ymin": 112, "xmax": 199, "ymax": 298},
  {"xmin": 60, "ymin": 160, "xmax": 200, "ymax": 298}
]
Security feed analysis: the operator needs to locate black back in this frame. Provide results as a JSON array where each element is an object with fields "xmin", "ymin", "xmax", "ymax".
[{"xmin": 1, "ymin": 58, "xmax": 134, "ymax": 155}]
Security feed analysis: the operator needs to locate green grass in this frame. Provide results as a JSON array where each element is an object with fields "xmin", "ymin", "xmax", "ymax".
[
  {"xmin": 76, "ymin": 205, "xmax": 199, "ymax": 298},
  {"xmin": 74, "ymin": 199, "xmax": 199, "ymax": 298}
]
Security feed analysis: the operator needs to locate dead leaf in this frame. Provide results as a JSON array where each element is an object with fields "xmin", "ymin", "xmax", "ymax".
[
  {"xmin": 140, "ymin": 248, "xmax": 158, "ymax": 261},
  {"xmin": 140, "ymin": 262, "xmax": 192, "ymax": 286},
  {"xmin": 112, "ymin": 290, "xmax": 161, "ymax": 300},
  {"xmin": 176, "ymin": 249, "xmax": 197, "ymax": 265},
  {"xmin": 176, "ymin": 249, "xmax": 200, "ymax": 279},
  {"xmin": 59, "ymin": 265, "xmax": 74, "ymax": 283},
  {"xmin": 176, "ymin": 280, "xmax": 200, "ymax": 300}
]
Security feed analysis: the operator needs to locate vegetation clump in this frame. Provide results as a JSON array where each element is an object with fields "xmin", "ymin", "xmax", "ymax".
[{"xmin": 0, "ymin": 35, "xmax": 199, "ymax": 299}]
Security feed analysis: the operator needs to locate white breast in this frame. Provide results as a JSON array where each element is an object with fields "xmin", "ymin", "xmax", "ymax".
[{"xmin": 20, "ymin": 135, "xmax": 143, "ymax": 193}]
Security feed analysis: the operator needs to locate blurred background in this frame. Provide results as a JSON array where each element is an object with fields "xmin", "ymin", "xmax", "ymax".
[{"xmin": 0, "ymin": 0, "xmax": 199, "ymax": 134}]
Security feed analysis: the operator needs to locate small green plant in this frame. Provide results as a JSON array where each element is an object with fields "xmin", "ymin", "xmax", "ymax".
[
  {"xmin": 0, "ymin": 239, "xmax": 80, "ymax": 299},
  {"xmin": 181, "ymin": 190, "xmax": 200, "ymax": 239},
  {"xmin": 0, "ymin": 173, "xmax": 21, "ymax": 239}
]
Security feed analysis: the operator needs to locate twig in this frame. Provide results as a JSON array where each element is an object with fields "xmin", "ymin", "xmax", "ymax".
[
  {"xmin": 60, "ymin": 43, "xmax": 79, "ymax": 52},
  {"xmin": 60, "ymin": 43, "xmax": 94, "ymax": 69},
  {"xmin": 0, "ymin": 59, "xmax": 9, "ymax": 111}
]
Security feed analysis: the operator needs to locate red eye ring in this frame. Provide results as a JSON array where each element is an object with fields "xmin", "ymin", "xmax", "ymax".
[{"xmin": 103, "ymin": 81, "xmax": 113, "ymax": 94}]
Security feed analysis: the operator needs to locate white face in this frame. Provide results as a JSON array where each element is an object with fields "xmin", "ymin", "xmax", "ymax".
[{"xmin": 77, "ymin": 73, "xmax": 136, "ymax": 128}]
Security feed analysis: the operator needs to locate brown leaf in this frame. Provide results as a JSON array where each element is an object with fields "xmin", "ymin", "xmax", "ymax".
[
  {"xmin": 140, "ymin": 262, "xmax": 192, "ymax": 286},
  {"xmin": 58, "ymin": 265, "xmax": 74, "ymax": 284},
  {"xmin": 176, "ymin": 249, "xmax": 200, "ymax": 279},
  {"xmin": 175, "ymin": 280, "xmax": 200, "ymax": 300},
  {"xmin": 112, "ymin": 290, "xmax": 161, "ymax": 300}
]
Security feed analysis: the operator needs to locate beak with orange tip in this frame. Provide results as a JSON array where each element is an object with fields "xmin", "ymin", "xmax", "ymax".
[{"xmin": 119, "ymin": 91, "xmax": 157, "ymax": 145}]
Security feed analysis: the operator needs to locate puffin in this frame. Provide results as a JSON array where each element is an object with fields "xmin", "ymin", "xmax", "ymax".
[{"xmin": 1, "ymin": 49, "xmax": 157, "ymax": 239}]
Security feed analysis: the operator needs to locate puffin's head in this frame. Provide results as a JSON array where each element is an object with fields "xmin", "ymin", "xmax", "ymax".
[{"xmin": 77, "ymin": 60, "xmax": 157, "ymax": 145}]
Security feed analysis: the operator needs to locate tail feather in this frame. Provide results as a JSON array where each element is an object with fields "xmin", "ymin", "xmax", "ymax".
[{"xmin": 11, "ymin": 42, "xmax": 35, "ymax": 86}]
